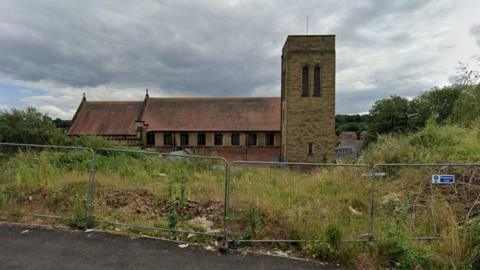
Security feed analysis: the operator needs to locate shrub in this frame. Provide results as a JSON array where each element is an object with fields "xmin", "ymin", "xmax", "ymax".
[
  {"xmin": 0, "ymin": 108, "xmax": 67, "ymax": 145},
  {"xmin": 325, "ymin": 224, "xmax": 342, "ymax": 250},
  {"xmin": 376, "ymin": 226, "xmax": 430, "ymax": 269}
]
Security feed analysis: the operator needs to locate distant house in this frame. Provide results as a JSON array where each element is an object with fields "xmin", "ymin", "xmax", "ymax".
[
  {"xmin": 338, "ymin": 131, "xmax": 358, "ymax": 142},
  {"xmin": 335, "ymin": 139, "xmax": 364, "ymax": 159}
]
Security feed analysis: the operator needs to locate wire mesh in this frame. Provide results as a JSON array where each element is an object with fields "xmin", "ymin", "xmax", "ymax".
[
  {"xmin": 226, "ymin": 161, "xmax": 373, "ymax": 245},
  {"xmin": 92, "ymin": 148, "xmax": 228, "ymax": 239},
  {"xmin": 373, "ymin": 164, "xmax": 480, "ymax": 241},
  {"xmin": 0, "ymin": 143, "xmax": 94, "ymax": 225}
]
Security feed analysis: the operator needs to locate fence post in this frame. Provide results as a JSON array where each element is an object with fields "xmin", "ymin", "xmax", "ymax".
[
  {"xmin": 368, "ymin": 164, "xmax": 377, "ymax": 248},
  {"xmin": 222, "ymin": 160, "xmax": 230, "ymax": 249},
  {"xmin": 85, "ymin": 149, "xmax": 97, "ymax": 219}
]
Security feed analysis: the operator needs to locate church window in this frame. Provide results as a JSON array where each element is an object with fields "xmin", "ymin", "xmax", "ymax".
[
  {"xmin": 307, "ymin": 143, "xmax": 314, "ymax": 155},
  {"xmin": 248, "ymin": 133, "xmax": 257, "ymax": 146},
  {"xmin": 313, "ymin": 66, "xmax": 321, "ymax": 96},
  {"xmin": 180, "ymin": 133, "xmax": 189, "ymax": 146},
  {"xmin": 265, "ymin": 132, "xmax": 275, "ymax": 146},
  {"xmin": 231, "ymin": 133, "xmax": 240, "ymax": 146},
  {"xmin": 302, "ymin": 65, "xmax": 309, "ymax": 97},
  {"xmin": 164, "ymin": 132, "xmax": 173, "ymax": 146},
  {"xmin": 197, "ymin": 133, "xmax": 206, "ymax": 146},
  {"xmin": 214, "ymin": 133, "xmax": 223, "ymax": 146},
  {"xmin": 146, "ymin": 132, "xmax": 155, "ymax": 146}
]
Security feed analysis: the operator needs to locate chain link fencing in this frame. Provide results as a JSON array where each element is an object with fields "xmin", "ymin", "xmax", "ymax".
[
  {"xmin": 1, "ymin": 142, "xmax": 478, "ymax": 251},
  {"xmin": 373, "ymin": 163, "xmax": 480, "ymax": 243},
  {"xmin": 91, "ymin": 148, "xmax": 228, "ymax": 240},
  {"xmin": 0, "ymin": 143, "xmax": 95, "ymax": 225},
  {"xmin": 226, "ymin": 161, "xmax": 374, "ymax": 247}
]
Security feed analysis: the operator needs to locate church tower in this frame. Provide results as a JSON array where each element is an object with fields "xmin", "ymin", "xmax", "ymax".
[{"xmin": 280, "ymin": 35, "xmax": 336, "ymax": 162}]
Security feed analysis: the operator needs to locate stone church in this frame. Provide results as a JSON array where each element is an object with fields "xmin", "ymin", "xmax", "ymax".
[{"xmin": 68, "ymin": 35, "xmax": 336, "ymax": 162}]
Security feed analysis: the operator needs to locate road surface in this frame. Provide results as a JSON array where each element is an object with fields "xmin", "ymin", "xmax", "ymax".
[{"xmin": 0, "ymin": 223, "xmax": 345, "ymax": 270}]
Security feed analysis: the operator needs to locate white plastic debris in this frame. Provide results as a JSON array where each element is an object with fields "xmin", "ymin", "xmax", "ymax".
[
  {"xmin": 205, "ymin": 246, "xmax": 216, "ymax": 251},
  {"xmin": 21, "ymin": 230, "xmax": 29, "ymax": 234},
  {"xmin": 179, "ymin": 244, "xmax": 189, "ymax": 249}
]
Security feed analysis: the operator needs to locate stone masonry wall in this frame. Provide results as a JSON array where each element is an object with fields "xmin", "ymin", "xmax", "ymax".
[{"xmin": 281, "ymin": 35, "xmax": 336, "ymax": 162}]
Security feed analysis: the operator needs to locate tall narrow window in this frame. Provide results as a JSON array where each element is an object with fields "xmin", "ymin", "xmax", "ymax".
[
  {"xmin": 146, "ymin": 132, "xmax": 156, "ymax": 146},
  {"xmin": 307, "ymin": 143, "xmax": 314, "ymax": 155},
  {"xmin": 281, "ymin": 70, "xmax": 286, "ymax": 100},
  {"xmin": 197, "ymin": 133, "xmax": 206, "ymax": 146},
  {"xmin": 180, "ymin": 133, "xmax": 189, "ymax": 146},
  {"xmin": 214, "ymin": 133, "xmax": 223, "ymax": 146},
  {"xmin": 302, "ymin": 65, "xmax": 309, "ymax": 97},
  {"xmin": 314, "ymin": 66, "xmax": 321, "ymax": 96},
  {"xmin": 248, "ymin": 133, "xmax": 257, "ymax": 146},
  {"xmin": 265, "ymin": 132, "xmax": 274, "ymax": 146},
  {"xmin": 231, "ymin": 133, "xmax": 240, "ymax": 146},
  {"xmin": 164, "ymin": 132, "xmax": 173, "ymax": 146}
]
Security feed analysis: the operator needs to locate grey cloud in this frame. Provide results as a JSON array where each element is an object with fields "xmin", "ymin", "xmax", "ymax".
[
  {"xmin": 0, "ymin": 0, "xmax": 473, "ymax": 117},
  {"xmin": 472, "ymin": 24, "xmax": 480, "ymax": 47}
]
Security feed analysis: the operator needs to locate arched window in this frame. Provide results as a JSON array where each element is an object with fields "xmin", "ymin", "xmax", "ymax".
[
  {"xmin": 301, "ymin": 65, "xmax": 309, "ymax": 97},
  {"xmin": 313, "ymin": 66, "xmax": 321, "ymax": 96}
]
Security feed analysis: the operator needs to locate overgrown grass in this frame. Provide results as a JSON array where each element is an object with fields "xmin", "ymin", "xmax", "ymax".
[{"xmin": 0, "ymin": 128, "xmax": 480, "ymax": 268}]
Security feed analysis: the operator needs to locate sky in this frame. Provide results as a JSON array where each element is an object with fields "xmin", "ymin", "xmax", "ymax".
[{"xmin": 0, "ymin": 0, "xmax": 479, "ymax": 119}]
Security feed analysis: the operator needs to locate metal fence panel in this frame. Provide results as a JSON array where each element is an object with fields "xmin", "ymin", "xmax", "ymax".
[
  {"xmin": 374, "ymin": 164, "xmax": 480, "ymax": 241},
  {"xmin": 92, "ymin": 148, "xmax": 228, "ymax": 239},
  {"xmin": 226, "ymin": 161, "xmax": 373, "ymax": 245},
  {"xmin": 0, "ymin": 143, "xmax": 95, "ymax": 224}
]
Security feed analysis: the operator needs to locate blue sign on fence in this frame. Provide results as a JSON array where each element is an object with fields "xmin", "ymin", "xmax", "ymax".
[{"xmin": 431, "ymin": 175, "xmax": 455, "ymax": 184}]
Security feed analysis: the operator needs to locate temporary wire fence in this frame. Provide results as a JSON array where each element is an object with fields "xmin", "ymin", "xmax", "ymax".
[
  {"xmin": 226, "ymin": 161, "xmax": 373, "ymax": 246},
  {"xmin": 373, "ymin": 163, "xmax": 480, "ymax": 242},
  {"xmin": 0, "ymin": 142, "xmax": 478, "ymax": 249},
  {"xmin": 92, "ymin": 148, "xmax": 229, "ymax": 240},
  {"xmin": 0, "ymin": 142, "xmax": 96, "ymax": 223}
]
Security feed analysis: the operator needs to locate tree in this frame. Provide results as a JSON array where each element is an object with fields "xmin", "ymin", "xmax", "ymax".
[
  {"xmin": 335, "ymin": 114, "xmax": 369, "ymax": 135},
  {"xmin": 52, "ymin": 118, "xmax": 71, "ymax": 129},
  {"xmin": 411, "ymin": 85, "xmax": 463, "ymax": 125},
  {"xmin": 0, "ymin": 107, "xmax": 66, "ymax": 145},
  {"xmin": 451, "ymin": 84, "xmax": 480, "ymax": 126},
  {"xmin": 366, "ymin": 96, "xmax": 411, "ymax": 142}
]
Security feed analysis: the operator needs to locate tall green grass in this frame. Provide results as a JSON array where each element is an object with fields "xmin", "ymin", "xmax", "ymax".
[{"xmin": 0, "ymin": 128, "xmax": 479, "ymax": 268}]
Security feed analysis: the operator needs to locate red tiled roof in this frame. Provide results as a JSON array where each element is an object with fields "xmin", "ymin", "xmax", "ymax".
[
  {"xmin": 143, "ymin": 97, "xmax": 280, "ymax": 132},
  {"xmin": 68, "ymin": 96, "xmax": 281, "ymax": 136},
  {"xmin": 68, "ymin": 100, "xmax": 143, "ymax": 136}
]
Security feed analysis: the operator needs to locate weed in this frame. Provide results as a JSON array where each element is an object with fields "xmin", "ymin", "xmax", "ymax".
[
  {"xmin": 376, "ymin": 225, "xmax": 430, "ymax": 269},
  {"xmin": 167, "ymin": 186, "xmax": 178, "ymax": 232},
  {"xmin": 243, "ymin": 207, "xmax": 262, "ymax": 240},
  {"xmin": 325, "ymin": 224, "xmax": 342, "ymax": 250},
  {"xmin": 65, "ymin": 195, "xmax": 95, "ymax": 229}
]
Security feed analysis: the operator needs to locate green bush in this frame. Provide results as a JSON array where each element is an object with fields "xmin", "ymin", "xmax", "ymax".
[
  {"xmin": 325, "ymin": 224, "xmax": 342, "ymax": 250},
  {"xmin": 376, "ymin": 226, "xmax": 430, "ymax": 269},
  {"xmin": 364, "ymin": 119, "xmax": 480, "ymax": 163}
]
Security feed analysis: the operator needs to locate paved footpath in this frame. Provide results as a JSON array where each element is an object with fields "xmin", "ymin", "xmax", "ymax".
[{"xmin": 0, "ymin": 224, "xmax": 345, "ymax": 270}]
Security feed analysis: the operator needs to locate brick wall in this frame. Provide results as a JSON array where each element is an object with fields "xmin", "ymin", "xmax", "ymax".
[{"xmin": 146, "ymin": 131, "xmax": 280, "ymax": 161}]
